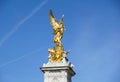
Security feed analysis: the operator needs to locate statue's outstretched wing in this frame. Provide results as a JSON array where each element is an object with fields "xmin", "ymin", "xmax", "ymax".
[{"xmin": 49, "ymin": 10, "xmax": 58, "ymax": 29}]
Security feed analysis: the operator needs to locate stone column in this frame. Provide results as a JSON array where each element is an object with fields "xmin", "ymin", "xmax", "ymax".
[{"xmin": 40, "ymin": 58, "xmax": 75, "ymax": 82}]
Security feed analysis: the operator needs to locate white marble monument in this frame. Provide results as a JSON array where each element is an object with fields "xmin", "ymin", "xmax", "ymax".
[
  {"xmin": 41, "ymin": 57, "xmax": 75, "ymax": 82},
  {"xmin": 40, "ymin": 10, "xmax": 75, "ymax": 82}
]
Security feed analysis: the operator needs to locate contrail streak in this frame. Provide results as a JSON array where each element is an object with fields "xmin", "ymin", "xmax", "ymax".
[
  {"xmin": 0, "ymin": 48, "xmax": 45, "ymax": 68},
  {"xmin": 0, "ymin": 0, "xmax": 48, "ymax": 47}
]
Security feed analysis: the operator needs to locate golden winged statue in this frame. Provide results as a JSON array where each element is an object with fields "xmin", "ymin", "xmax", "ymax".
[{"xmin": 48, "ymin": 10, "xmax": 67, "ymax": 62}]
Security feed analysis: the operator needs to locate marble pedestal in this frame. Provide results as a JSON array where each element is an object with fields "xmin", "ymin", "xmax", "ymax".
[{"xmin": 40, "ymin": 58, "xmax": 75, "ymax": 82}]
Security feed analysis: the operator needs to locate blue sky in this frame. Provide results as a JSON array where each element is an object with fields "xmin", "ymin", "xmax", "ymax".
[{"xmin": 0, "ymin": 0, "xmax": 120, "ymax": 82}]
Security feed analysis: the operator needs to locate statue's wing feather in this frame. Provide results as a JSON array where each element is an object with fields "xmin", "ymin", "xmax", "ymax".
[{"xmin": 49, "ymin": 10, "xmax": 58, "ymax": 28}]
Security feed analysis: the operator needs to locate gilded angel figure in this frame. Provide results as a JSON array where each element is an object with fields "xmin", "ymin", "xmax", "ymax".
[{"xmin": 48, "ymin": 10, "xmax": 67, "ymax": 62}]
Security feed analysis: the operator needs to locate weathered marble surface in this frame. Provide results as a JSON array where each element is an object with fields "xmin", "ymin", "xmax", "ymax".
[
  {"xmin": 44, "ymin": 70, "xmax": 68, "ymax": 82},
  {"xmin": 41, "ymin": 59, "xmax": 75, "ymax": 82}
]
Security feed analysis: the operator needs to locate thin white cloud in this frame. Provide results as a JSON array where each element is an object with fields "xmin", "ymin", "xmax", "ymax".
[
  {"xmin": 0, "ymin": 48, "xmax": 44, "ymax": 68},
  {"xmin": 0, "ymin": 0, "xmax": 48, "ymax": 47}
]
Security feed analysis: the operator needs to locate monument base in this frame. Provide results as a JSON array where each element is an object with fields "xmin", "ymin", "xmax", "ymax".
[{"xmin": 40, "ymin": 58, "xmax": 75, "ymax": 82}]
